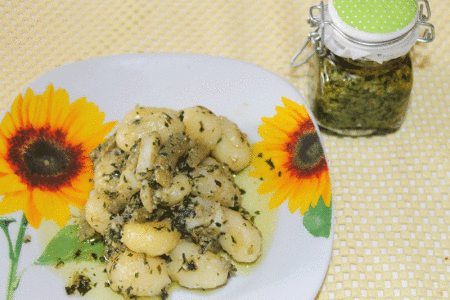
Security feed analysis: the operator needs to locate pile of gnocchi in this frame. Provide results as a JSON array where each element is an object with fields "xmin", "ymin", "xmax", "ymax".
[{"xmin": 79, "ymin": 105, "xmax": 262, "ymax": 299}]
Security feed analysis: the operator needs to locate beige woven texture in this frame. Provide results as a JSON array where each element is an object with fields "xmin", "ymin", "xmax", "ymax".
[{"xmin": 1, "ymin": 1, "xmax": 449, "ymax": 299}]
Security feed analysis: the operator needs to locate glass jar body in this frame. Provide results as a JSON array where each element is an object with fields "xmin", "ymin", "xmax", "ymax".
[{"xmin": 308, "ymin": 49, "xmax": 413, "ymax": 136}]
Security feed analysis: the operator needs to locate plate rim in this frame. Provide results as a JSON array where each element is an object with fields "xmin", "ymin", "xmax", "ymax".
[{"xmin": 2, "ymin": 53, "xmax": 334, "ymax": 300}]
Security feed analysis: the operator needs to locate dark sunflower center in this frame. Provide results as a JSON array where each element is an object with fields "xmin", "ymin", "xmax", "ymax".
[
  {"xmin": 6, "ymin": 127, "xmax": 85, "ymax": 191},
  {"xmin": 294, "ymin": 132, "xmax": 324, "ymax": 169},
  {"xmin": 24, "ymin": 139, "xmax": 70, "ymax": 176}
]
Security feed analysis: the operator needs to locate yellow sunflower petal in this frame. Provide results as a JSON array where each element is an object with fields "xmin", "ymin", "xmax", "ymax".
[
  {"xmin": 58, "ymin": 187, "xmax": 89, "ymax": 209},
  {"xmin": 287, "ymin": 179, "xmax": 311, "ymax": 213},
  {"xmin": 250, "ymin": 157, "xmax": 267, "ymax": 169},
  {"xmin": 27, "ymin": 93, "xmax": 42, "ymax": 127},
  {"xmin": 33, "ymin": 189, "xmax": 71, "ymax": 228},
  {"xmin": 262, "ymin": 115, "xmax": 298, "ymax": 135},
  {"xmin": 59, "ymin": 180, "xmax": 91, "ymax": 196},
  {"xmin": 48, "ymin": 87, "xmax": 71, "ymax": 128},
  {"xmin": 31, "ymin": 95, "xmax": 48, "ymax": 128},
  {"xmin": 50, "ymin": 195, "xmax": 72, "ymax": 228},
  {"xmin": 251, "ymin": 158, "xmax": 270, "ymax": 173},
  {"xmin": 274, "ymin": 105, "xmax": 304, "ymax": 125},
  {"xmin": 257, "ymin": 174, "xmax": 285, "ymax": 194},
  {"xmin": 258, "ymin": 133, "xmax": 288, "ymax": 145},
  {"xmin": 0, "ymin": 190, "xmax": 43, "ymax": 229},
  {"xmin": 70, "ymin": 171, "xmax": 94, "ymax": 194},
  {"xmin": 251, "ymin": 142, "xmax": 265, "ymax": 155},
  {"xmin": 35, "ymin": 85, "xmax": 56, "ymax": 127},
  {"xmin": 64, "ymin": 98, "xmax": 101, "ymax": 142},
  {"xmin": 0, "ymin": 190, "xmax": 27, "ymax": 215},
  {"xmin": 250, "ymin": 162, "xmax": 279, "ymax": 178},
  {"xmin": 265, "ymin": 150, "xmax": 289, "ymax": 162},
  {"xmin": 250, "ymin": 144, "xmax": 271, "ymax": 160},
  {"xmin": 65, "ymin": 100, "xmax": 117, "ymax": 149},
  {"xmin": 55, "ymin": 166, "xmax": 93, "ymax": 209},
  {"xmin": 255, "ymin": 140, "xmax": 287, "ymax": 152},
  {"xmin": 0, "ymin": 113, "xmax": 17, "ymax": 139},
  {"xmin": 0, "ymin": 173, "xmax": 27, "ymax": 194},
  {"xmin": 258, "ymin": 123, "xmax": 289, "ymax": 142},
  {"xmin": 61, "ymin": 97, "xmax": 90, "ymax": 131},
  {"xmin": 21, "ymin": 191, "xmax": 42, "ymax": 229},
  {"xmin": 310, "ymin": 174, "xmax": 328, "ymax": 209},
  {"xmin": 82, "ymin": 121, "xmax": 118, "ymax": 151},
  {"xmin": 281, "ymin": 97, "xmax": 309, "ymax": 123},
  {"xmin": 252, "ymin": 157, "xmax": 287, "ymax": 179},
  {"xmin": 298, "ymin": 177, "xmax": 319, "ymax": 215},
  {"xmin": 320, "ymin": 172, "xmax": 332, "ymax": 207},
  {"xmin": 21, "ymin": 88, "xmax": 36, "ymax": 127},
  {"xmin": 0, "ymin": 158, "xmax": 13, "ymax": 174},
  {"xmin": 10, "ymin": 93, "xmax": 24, "ymax": 128},
  {"xmin": 0, "ymin": 134, "xmax": 7, "ymax": 156},
  {"xmin": 268, "ymin": 181, "xmax": 293, "ymax": 210},
  {"xmin": 248, "ymin": 168, "xmax": 266, "ymax": 179}
]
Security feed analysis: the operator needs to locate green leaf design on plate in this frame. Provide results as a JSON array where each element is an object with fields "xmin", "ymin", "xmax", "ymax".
[
  {"xmin": 35, "ymin": 224, "xmax": 105, "ymax": 266},
  {"xmin": 303, "ymin": 196, "xmax": 332, "ymax": 238}
]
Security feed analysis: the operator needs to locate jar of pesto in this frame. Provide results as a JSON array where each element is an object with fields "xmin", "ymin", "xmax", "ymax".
[{"xmin": 291, "ymin": 0, "xmax": 435, "ymax": 136}]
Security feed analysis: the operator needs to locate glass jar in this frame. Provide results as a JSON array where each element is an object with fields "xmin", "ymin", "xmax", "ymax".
[
  {"xmin": 308, "ymin": 50, "xmax": 413, "ymax": 136},
  {"xmin": 291, "ymin": 0, "xmax": 434, "ymax": 137}
]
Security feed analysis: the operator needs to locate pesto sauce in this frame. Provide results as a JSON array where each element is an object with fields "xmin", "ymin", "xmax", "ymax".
[
  {"xmin": 233, "ymin": 166, "xmax": 278, "ymax": 275},
  {"xmin": 308, "ymin": 50, "xmax": 413, "ymax": 136},
  {"xmin": 38, "ymin": 166, "xmax": 278, "ymax": 299}
]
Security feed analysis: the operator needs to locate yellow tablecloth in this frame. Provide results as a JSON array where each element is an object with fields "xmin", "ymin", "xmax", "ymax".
[{"xmin": 1, "ymin": 1, "xmax": 449, "ymax": 299}]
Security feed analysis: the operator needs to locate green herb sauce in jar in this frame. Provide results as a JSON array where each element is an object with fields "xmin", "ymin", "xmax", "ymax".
[
  {"xmin": 291, "ymin": 0, "xmax": 434, "ymax": 137},
  {"xmin": 308, "ymin": 50, "xmax": 413, "ymax": 136}
]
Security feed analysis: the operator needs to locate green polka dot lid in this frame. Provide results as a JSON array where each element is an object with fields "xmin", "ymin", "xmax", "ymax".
[{"xmin": 329, "ymin": 0, "xmax": 419, "ymax": 41}]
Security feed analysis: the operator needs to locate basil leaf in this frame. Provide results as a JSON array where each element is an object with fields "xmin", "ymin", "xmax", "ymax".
[
  {"xmin": 303, "ymin": 196, "xmax": 332, "ymax": 238},
  {"xmin": 35, "ymin": 224, "xmax": 104, "ymax": 266}
]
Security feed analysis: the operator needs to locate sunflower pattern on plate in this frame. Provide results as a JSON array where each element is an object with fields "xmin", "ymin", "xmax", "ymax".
[
  {"xmin": 249, "ymin": 97, "xmax": 332, "ymax": 237},
  {"xmin": 0, "ymin": 84, "xmax": 117, "ymax": 228},
  {"xmin": 0, "ymin": 84, "xmax": 117, "ymax": 300}
]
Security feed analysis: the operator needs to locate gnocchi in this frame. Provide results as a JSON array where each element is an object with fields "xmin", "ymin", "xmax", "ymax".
[
  {"xmin": 181, "ymin": 106, "xmax": 222, "ymax": 149},
  {"xmin": 81, "ymin": 104, "xmax": 260, "ymax": 299},
  {"xmin": 92, "ymin": 145, "xmax": 126, "ymax": 194},
  {"xmin": 190, "ymin": 157, "xmax": 242, "ymax": 207},
  {"xmin": 84, "ymin": 192, "xmax": 112, "ymax": 235},
  {"xmin": 153, "ymin": 173, "xmax": 192, "ymax": 206},
  {"xmin": 121, "ymin": 219, "xmax": 181, "ymax": 256},
  {"xmin": 116, "ymin": 111, "xmax": 184, "ymax": 152},
  {"xmin": 108, "ymin": 250, "xmax": 171, "ymax": 297},
  {"xmin": 135, "ymin": 132, "xmax": 161, "ymax": 180},
  {"xmin": 213, "ymin": 116, "xmax": 252, "ymax": 172},
  {"xmin": 167, "ymin": 241, "xmax": 233, "ymax": 289},
  {"xmin": 219, "ymin": 207, "xmax": 262, "ymax": 263},
  {"xmin": 121, "ymin": 105, "xmax": 178, "ymax": 124}
]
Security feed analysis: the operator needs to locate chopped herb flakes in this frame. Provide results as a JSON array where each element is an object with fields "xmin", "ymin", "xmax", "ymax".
[
  {"xmin": 309, "ymin": 51, "xmax": 413, "ymax": 136},
  {"xmin": 265, "ymin": 158, "xmax": 275, "ymax": 170},
  {"xmin": 65, "ymin": 274, "xmax": 92, "ymax": 296},
  {"xmin": 55, "ymin": 260, "xmax": 65, "ymax": 269},
  {"xmin": 22, "ymin": 234, "xmax": 31, "ymax": 243},
  {"xmin": 74, "ymin": 249, "xmax": 82, "ymax": 258},
  {"xmin": 83, "ymin": 104, "xmax": 261, "ymax": 299}
]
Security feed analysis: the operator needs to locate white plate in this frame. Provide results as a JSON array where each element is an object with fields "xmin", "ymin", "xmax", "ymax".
[{"xmin": 0, "ymin": 54, "xmax": 334, "ymax": 300}]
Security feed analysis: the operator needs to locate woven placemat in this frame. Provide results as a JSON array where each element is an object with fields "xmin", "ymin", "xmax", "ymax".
[{"xmin": 1, "ymin": 1, "xmax": 449, "ymax": 299}]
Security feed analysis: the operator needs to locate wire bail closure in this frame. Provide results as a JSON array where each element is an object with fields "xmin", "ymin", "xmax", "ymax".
[
  {"xmin": 290, "ymin": 0, "xmax": 435, "ymax": 68},
  {"xmin": 417, "ymin": 0, "xmax": 435, "ymax": 43},
  {"xmin": 290, "ymin": 1, "xmax": 327, "ymax": 68}
]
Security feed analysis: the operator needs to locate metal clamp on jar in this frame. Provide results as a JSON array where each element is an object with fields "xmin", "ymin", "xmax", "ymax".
[{"xmin": 291, "ymin": 0, "xmax": 435, "ymax": 137}]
